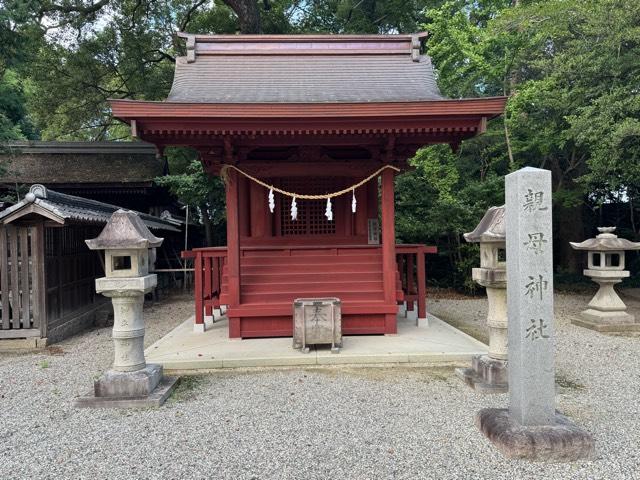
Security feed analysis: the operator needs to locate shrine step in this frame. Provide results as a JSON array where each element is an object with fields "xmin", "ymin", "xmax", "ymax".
[
  {"xmin": 239, "ymin": 271, "xmax": 382, "ymax": 283},
  {"xmin": 228, "ymin": 300, "xmax": 397, "ymax": 318},
  {"xmin": 239, "ymin": 254, "xmax": 381, "ymax": 266},
  {"xmin": 241, "ymin": 290, "xmax": 384, "ymax": 304},
  {"xmin": 233, "ymin": 263, "xmax": 382, "ymax": 274},
  {"xmin": 241, "ymin": 280, "xmax": 383, "ymax": 294}
]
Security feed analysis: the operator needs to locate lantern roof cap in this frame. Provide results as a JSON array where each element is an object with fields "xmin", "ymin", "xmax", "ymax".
[
  {"xmin": 570, "ymin": 227, "xmax": 640, "ymax": 251},
  {"xmin": 86, "ymin": 209, "xmax": 163, "ymax": 250},
  {"xmin": 464, "ymin": 206, "xmax": 505, "ymax": 243}
]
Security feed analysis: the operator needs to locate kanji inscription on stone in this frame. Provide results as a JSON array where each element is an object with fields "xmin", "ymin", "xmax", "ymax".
[{"xmin": 506, "ymin": 167, "xmax": 555, "ymax": 426}]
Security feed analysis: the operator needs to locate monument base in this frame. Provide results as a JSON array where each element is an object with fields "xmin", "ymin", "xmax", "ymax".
[
  {"xmin": 455, "ymin": 355, "xmax": 508, "ymax": 394},
  {"xmin": 572, "ymin": 309, "xmax": 640, "ymax": 333},
  {"xmin": 476, "ymin": 408, "xmax": 595, "ymax": 462},
  {"xmin": 74, "ymin": 364, "xmax": 179, "ymax": 408}
]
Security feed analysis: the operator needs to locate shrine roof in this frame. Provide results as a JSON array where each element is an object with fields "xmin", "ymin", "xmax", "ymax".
[
  {"xmin": 0, "ymin": 184, "xmax": 178, "ymax": 231},
  {"xmin": 166, "ymin": 32, "xmax": 443, "ymax": 104},
  {"xmin": 109, "ymin": 33, "xmax": 507, "ymax": 143},
  {"xmin": 0, "ymin": 141, "xmax": 162, "ymax": 185}
]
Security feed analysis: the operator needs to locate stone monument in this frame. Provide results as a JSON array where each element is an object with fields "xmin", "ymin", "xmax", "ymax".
[
  {"xmin": 74, "ymin": 210, "xmax": 178, "ymax": 408},
  {"xmin": 456, "ymin": 206, "xmax": 508, "ymax": 393},
  {"xmin": 476, "ymin": 167, "xmax": 594, "ymax": 461},
  {"xmin": 293, "ymin": 298, "xmax": 342, "ymax": 353},
  {"xmin": 570, "ymin": 227, "xmax": 640, "ymax": 333}
]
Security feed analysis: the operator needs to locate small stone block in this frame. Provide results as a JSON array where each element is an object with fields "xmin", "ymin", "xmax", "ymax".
[
  {"xmin": 571, "ymin": 317, "xmax": 640, "ymax": 333},
  {"xmin": 456, "ymin": 355, "xmax": 508, "ymax": 394},
  {"xmin": 193, "ymin": 323, "xmax": 206, "ymax": 333},
  {"xmin": 94, "ymin": 364, "xmax": 162, "ymax": 398},
  {"xmin": 476, "ymin": 408, "xmax": 595, "ymax": 462},
  {"xmin": 74, "ymin": 375, "xmax": 179, "ymax": 409}
]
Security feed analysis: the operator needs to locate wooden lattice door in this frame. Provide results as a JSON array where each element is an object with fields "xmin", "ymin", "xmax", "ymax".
[{"xmin": 276, "ymin": 177, "xmax": 348, "ymax": 237}]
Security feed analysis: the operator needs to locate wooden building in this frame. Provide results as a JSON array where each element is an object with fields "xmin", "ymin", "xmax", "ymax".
[
  {"xmin": 0, "ymin": 184, "xmax": 178, "ymax": 345},
  {"xmin": 110, "ymin": 33, "xmax": 506, "ymax": 339},
  {"xmin": 0, "ymin": 141, "xmax": 173, "ymax": 214}
]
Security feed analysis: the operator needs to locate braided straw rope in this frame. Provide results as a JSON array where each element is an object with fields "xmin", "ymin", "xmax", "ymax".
[{"xmin": 220, "ymin": 164, "xmax": 401, "ymax": 200}]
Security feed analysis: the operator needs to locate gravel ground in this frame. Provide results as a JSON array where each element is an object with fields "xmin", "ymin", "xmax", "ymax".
[{"xmin": 1, "ymin": 291, "xmax": 639, "ymax": 479}]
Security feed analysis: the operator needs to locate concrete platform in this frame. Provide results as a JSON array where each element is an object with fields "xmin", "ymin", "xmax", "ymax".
[{"xmin": 145, "ymin": 310, "xmax": 488, "ymax": 373}]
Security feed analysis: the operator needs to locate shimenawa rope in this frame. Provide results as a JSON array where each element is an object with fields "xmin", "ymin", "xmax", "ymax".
[{"xmin": 220, "ymin": 164, "xmax": 400, "ymax": 200}]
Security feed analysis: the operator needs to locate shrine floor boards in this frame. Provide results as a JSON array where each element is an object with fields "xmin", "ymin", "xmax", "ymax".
[{"xmin": 145, "ymin": 309, "xmax": 488, "ymax": 372}]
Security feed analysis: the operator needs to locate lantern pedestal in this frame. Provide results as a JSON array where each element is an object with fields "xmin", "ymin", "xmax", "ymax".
[
  {"xmin": 456, "ymin": 206, "xmax": 509, "ymax": 394},
  {"xmin": 456, "ymin": 267, "xmax": 508, "ymax": 393},
  {"xmin": 75, "ymin": 365, "xmax": 178, "ymax": 409},
  {"xmin": 572, "ymin": 270, "xmax": 640, "ymax": 332},
  {"xmin": 74, "ymin": 210, "xmax": 179, "ymax": 409},
  {"xmin": 570, "ymin": 227, "xmax": 640, "ymax": 333}
]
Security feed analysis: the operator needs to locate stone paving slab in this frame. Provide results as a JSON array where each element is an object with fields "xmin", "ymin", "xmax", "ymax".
[{"xmin": 145, "ymin": 310, "xmax": 488, "ymax": 372}]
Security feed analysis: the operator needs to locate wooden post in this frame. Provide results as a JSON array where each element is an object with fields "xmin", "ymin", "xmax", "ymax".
[
  {"xmin": 194, "ymin": 251, "xmax": 204, "ymax": 329},
  {"xmin": 407, "ymin": 253, "xmax": 415, "ymax": 312},
  {"xmin": 203, "ymin": 255, "xmax": 212, "ymax": 318},
  {"xmin": 213, "ymin": 257, "xmax": 221, "ymax": 311},
  {"xmin": 226, "ymin": 168, "xmax": 241, "ymax": 337},
  {"xmin": 0, "ymin": 226, "xmax": 8, "ymax": 330},
  {"xmin": 19, "ymin": 228, "xmax": 30, "ymax": 329},
  {"xmin": 8, "ymin": 225, "xmax": 20, "ymax": 328},
  {"xmin": 417, "ymin": 247, "xmax": 426, "ymax": 321},
  {"xmin": 381, "ymin": 168, "xmax": 397, "ymax": 334},
  {"xmin": 32, "ymin": 223, "xmax": 46, "ymax": 336}
]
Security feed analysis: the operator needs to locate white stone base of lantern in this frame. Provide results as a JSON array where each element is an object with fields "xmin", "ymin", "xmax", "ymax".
[
  {"xmin": 74, "ymin": 274, "xmax": 179, "ymax": 408},
  {"xmin": 572, "ymin": 270, "xmax": 640, "ymax": 333},
  {"xmin": 457, "ymin": 268, "xmax": 508, "ymax": 394},
  {"xmin": 75, "ymin": 365, "xmax": 179, "ymax": 408},
  {"xmin": 456, "ymin": 354, "xmax": 508, "ymax": 393}
]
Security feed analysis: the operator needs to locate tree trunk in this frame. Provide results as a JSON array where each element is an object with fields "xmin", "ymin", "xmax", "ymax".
[
  {"xmin": 223, "ymin": 0, "xmax": 261, "ymax": 33},
  {"xmin": 201, "ymin": 206, "xmax": 215, "ymax": 246},
  {"xmin": 554, "ymin": 202, "xmax": 586, "ymax": 274}
]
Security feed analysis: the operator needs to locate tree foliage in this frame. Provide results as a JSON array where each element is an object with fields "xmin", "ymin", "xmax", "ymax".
[{"xmin": 1, "ymin": 0, "xmax": 639, "ymax": 286}]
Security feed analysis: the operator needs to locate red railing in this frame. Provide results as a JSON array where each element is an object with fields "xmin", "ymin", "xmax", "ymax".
[
  {"xmin": 181, "ymin": 247, "xmax": 226, "ymax": 327},
  {"xmin": 182, "ymin": 244, "xmax": 437, "ymax": 329},
  {"xmin": 396, "ymin": 244, "xmax": 438, "ymax": 324}
]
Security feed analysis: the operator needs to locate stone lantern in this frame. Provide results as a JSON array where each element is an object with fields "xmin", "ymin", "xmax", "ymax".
[
  {"xmin": 570, "ymin": 227, "xmax": 640, "ymax": 333},
  {"xmin": 74, "ymin": 210, "xmax": 178, "ymax": 408},
  {"xmin": 456, "ymin": 206, "xmax": 508, "ymax": 393}
]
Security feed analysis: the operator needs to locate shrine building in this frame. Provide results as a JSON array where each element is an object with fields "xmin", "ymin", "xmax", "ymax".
[{"xmin": 110, "ymin": 33, "xmax": 505, "ymax": 339}]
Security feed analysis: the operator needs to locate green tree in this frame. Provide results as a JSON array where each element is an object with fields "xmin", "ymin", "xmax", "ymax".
[{"xmin": 155, "ymin": 149, "xmax": 227, "ymax": 245}]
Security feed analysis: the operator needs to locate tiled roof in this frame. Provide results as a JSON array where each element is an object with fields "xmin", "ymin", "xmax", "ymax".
[
  {"xmin": 0, "ymin": 185, "xmax": 179, "ymax": 231},
  {"xmin": 166, "ymin": 33, "xmax": 444, "ymax": 104},
  {"xmin": 168, "ymin": 54, "xmax": 443, "ymax": 104},
  {"xmin": 0, "ymin": 141, "xmax": 162, "ymax": 184}
]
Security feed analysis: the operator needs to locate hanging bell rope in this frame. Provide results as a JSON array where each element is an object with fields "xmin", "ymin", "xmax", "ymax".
[{"xmin": 220, "ymin": 164, "xmax": 401, "ymax": 200}]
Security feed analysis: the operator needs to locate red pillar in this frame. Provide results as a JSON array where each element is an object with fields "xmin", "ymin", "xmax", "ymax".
[
  {"xmin": 204, "ymin": 256, "xmax": 213, "ymax": 318},
  {"xmin": 226, "ymin": 169, "xmax": 241, "ymax": 337},
  {"xmin": 381, "ymin": 168, "xmax": 397, "ymax": 334},
  {"xmin": 194, "ymin": 252, "xmax": 204, "ymax": 327},
  {"xmin": 417, "ymin": 248, "xmax": 426, "ymax": 320},
  {"xmin": 406, "ymin": 254, "xmax": 415, "ymax": 311}
]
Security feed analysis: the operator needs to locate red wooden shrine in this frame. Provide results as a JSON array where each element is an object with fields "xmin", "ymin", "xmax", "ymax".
[{"xmin": 111, "ymin": 33, "xmax": 506, "ymax": 338}]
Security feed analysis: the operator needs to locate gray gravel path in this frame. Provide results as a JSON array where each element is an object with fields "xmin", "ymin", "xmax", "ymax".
[{"xmin": 1, "ymin": 291, "xmax": 639, "ymax": 479}]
